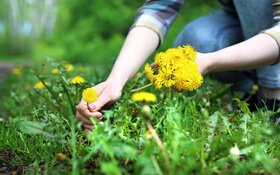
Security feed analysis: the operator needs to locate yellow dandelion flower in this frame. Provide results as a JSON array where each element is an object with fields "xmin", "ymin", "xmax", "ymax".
[
  {"xmin": 131, "ymin": 91, "xmax": 157, "ymax": 102},
  {"xmin": 173, "ymin": 62, "xmax": 203, "ymax": 91},
  {"xmin": 146, "ymin": 130, "xmax": 152, "ymax": 139},
  {"xmin": 252, "ymin": 84, "xmax": 258, "ymax": 92},
  {"xmin": 183, "ymin": 45, "xmax": 197, "ymax": 60},
  {"xmin": 12, "ymin": 67, "xmax": 22, "ymax": 76},
  {"xmin": 34, "ymin": 82, "xmax": 48, "ymax": 89},
  {"xmin": 52, "ymin": 68, "xmax": 59, "ymax": 74},
  {"xmin": 157, "ymin": 68, "xmax": 175, "ymax": 88},
  {"xmin": 71, "ymin": 76, "xmax": 85, "ymax": 85},
  {"xmin": 154, "ymin": 52, "xmax": 164, "ymax": 65},
  {"xmin": 144, "ymin": 64, "xmax": 154, "ymax": 82},
  {"xmin": 63, "ymin": 64, "xmax": 74, "ymax": 72},
  {"xmin": 147, "ymin": 45, "xmax": 203, "ymax": 91},
  {"xmin": 56, "ymin": 153, "xmax": 68, "ymax": 161},
  {"xmin": 173, "ymin": 69, "xmax": 203, "ymax": 91},
  {"xmin": 154, "ymin": 74, "xmax": 164, "ymax": 89},
  {"xmin": 82, "ymin": 88, "xmax": 98, "ymax": 103}
]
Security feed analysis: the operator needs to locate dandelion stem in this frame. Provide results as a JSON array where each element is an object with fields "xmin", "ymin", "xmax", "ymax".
[
  {"xmin": 34, "ymin": 74, "xmax": 58, "ymax": 102},
  {"xmin": 161, "ymin": 88, "xmax": 168, "ymax": 104},
  {"xmin": 146, "ymin": 121, "xmax": 171, "ymax": 174},
  {"xmin": 130, "ymin": 83, "xmax": 152, "ymax": 92},
  {"xmin": 60, "ymin": 77, "xmax": 76, "ymax": 115},
  {"xmin": 151, "ymin": 155, "xmax": 164, "ymax": 175}
]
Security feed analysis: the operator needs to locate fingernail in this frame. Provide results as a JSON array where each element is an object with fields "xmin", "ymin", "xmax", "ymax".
[
  {"xmin": 98, "ymin": 115, "xmax": 103, "ymax": 121},
  {"xmin": 89, "ymin": 103, "xmax": 96, "ymax": 110}
]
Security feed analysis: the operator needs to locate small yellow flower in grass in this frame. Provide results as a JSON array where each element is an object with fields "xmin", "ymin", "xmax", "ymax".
[
  {"xmin": 56, "ymin": 153, "xmax": 68, "ymax": 161},
  {"xmin": 252, "ymin": 84, "xmax": 259, "ymax": 92},
  {"xmin": 52, "ymin": 68, "xmax": 59, "ymax": 74},
  {"xmin": 12, "ymin": 67, "xmax": 22, "ymax": 76},
  {"xmin": 82, "ymin": 88, "xmax": 98, "ymax": 103},
  {"xmin": 34, "ymin": 81, "xmax": 48, "ymax": 89},
  {"xmin": 63, "ymin": 63, "xmax": 74, "ymax": 72},
  {"xmin": 71, "ymin": 75, "xmax": 85, "ymax": 85},
  {"xmin": 146, "ymin": 130, "xmax": 152, "ymax": 139},
  {"xmin": 131, "ymin": 92, "xmax": 157, "ymax": 102}
]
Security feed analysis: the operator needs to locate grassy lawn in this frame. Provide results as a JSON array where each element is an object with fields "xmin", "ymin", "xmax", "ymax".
[
  {"xmin": 1, "ymin": 1, "xmax": 280, "ymax": 175},
  {"xmin": 0, "ymin": 57, "xmax": 279, "ymax": 174}
]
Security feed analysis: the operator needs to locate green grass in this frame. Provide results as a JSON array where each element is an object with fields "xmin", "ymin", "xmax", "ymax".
[
  {"xmin": 0, "ymin": 58, "xmax": 279, "ymax": 174},
  {"xmin": 1, "ymin": 1, "xmax": 279, "ymax": 174}
]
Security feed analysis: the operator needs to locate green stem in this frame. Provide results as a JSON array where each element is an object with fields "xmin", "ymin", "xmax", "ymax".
[
  {"xmin": 130, "ymin": 83, "xmax": 152, "ymax": 93},
  {"xmin": 70, "ymin": 119, "xmax": 79, "ymax": 175},
  {"xmin": 161, "ymin": 88, "xmax": 168, "ymax": 104},
  {"xmin": 200, "ymin": 124, "xmax": 207, "ymax": 170},
  {"xmin": 147, "ymin": 121, "xmax": 171, "ymax": 174},
  {"xmin": 34, "ymin": 73, "xmax": 58, "ymax": 101},
  {"xmin": 60, "ymin": 77, "xmax": 75, "ymax": 115}
]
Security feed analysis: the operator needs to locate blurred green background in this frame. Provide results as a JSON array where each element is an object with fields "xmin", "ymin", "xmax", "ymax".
[{"xmin": 0, "ymin": 0, "xmax": 219, "ymax": 66}]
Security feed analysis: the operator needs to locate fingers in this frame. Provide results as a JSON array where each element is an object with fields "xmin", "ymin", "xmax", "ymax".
[
  {"xmin": 76, "ymin": 100, "xmax": 103, "ymax": 119},
  {"xmin": 76, "ymin": 83, "xmax": 108, "ymax": 131},
  {"xmin": 76, "ymin": 101, "xmax": 103, "ymax": 132},
  {"xmin": 76, "ymin": 112, "xmax": 93, "ymax": 125},
  {"xmin": 88, "ymin": 93, "xmax": 110, "ymax": 112},
  {"xmin": 76, "ymin": 110, "xmax": 103, "ymax": 131}
]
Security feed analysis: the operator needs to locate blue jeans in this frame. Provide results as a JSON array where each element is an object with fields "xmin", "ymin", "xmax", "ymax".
[{"xmin": 174, "ymin": 0, "xmax": 280, "ymax": 92}]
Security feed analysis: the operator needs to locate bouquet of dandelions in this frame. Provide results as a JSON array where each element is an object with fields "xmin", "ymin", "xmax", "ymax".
[{"xmin": 144, "ymin": 45, "xmax": 203, "ymax": 92}]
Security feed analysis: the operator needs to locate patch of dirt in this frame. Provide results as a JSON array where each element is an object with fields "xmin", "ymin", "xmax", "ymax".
[
  {"xmin": 0, "ymin": 63, "xmax": 14, "ymax": 119},
  {"xmin": 0, "ymin": 63, "xmax": 13, "ymax": 82},
  {"xmin": 0, "ymin": 151, "xmax": 45, "ymax": 175}
]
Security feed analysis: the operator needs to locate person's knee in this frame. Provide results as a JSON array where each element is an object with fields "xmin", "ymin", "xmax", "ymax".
[
  {"xmin": 257, "ymin": 64, "xmax": 280, "ymax": 89},
  {"xmin": 173, "ymin": 23, "xmax": 218, "ymax": 53},
  {"xmin": 174, "ymin": 11, "xmax": 243, "ymax": 53}
]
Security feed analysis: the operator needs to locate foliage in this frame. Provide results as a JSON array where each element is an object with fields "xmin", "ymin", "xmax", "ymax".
[
  {"xmin": 33, "ymin": 0, "xmax": 143, "ymax": 64},
  {"xmin": 40, "ymin": 0, "xmax": 219, "ymax": 64},
  {"xmin": 0, "ymin": 0, "xmax": 220, "ymax": 63},
  {"xmin": 0, "ymin": 59, "xmax": 279, "ymax": 174}
]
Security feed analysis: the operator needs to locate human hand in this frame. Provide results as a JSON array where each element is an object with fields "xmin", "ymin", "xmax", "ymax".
[{"xmin": 75, "ymin": 80, "xmax": 123, "ymax": 130}]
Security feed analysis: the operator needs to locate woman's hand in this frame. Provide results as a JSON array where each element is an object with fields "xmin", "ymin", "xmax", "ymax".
[{"xmin": 75, "ymin": 80, "xmax": 123, "ymax": 130}]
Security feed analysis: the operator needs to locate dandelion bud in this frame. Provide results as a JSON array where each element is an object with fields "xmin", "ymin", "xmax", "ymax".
[
  {"xmin": 141, "ymin": 105, "xmax": 153, "ymax": 120},
  {"xmin": 229, "ymin": 146, "xmax": 240, "ymax": 160},
  {"xmin": 230, "ymin": 146, "xmax": 240, "ymax": 155},
  {"xmin": 201, "ymin": 108, "xmax": 209, "ymax": 118}
]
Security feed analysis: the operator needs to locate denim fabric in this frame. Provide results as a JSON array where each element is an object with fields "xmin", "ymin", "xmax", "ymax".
[{"xmin": 174, "ymin": 0, "xmax": 280, "ymax": 91}]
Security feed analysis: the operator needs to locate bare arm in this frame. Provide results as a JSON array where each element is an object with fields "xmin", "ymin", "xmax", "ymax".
[
  {"xmin": 107, "ymin": 26, "xmax": 159, "ymax": 88},
  {"xmin": 198, "ymin": 33, "xmax": 279, "ymax": 75}
]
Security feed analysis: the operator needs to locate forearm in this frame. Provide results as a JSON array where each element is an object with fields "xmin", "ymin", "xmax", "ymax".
[
  {"xmin": 107, "ymin": 27, "xmax": 159, "ymax": 87},
  {"xmin": 201, "ymin": 34, "xmax": 279, "ymax": 74}
]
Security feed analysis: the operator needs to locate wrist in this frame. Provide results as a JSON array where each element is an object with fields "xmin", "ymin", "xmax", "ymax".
[
  {"xmin": 106, "ymin": 73, "xmax": 128, "ymax": 90},
  {"xmin": 197, "ymin": 52, "xmax": 219, "ymax": 75}
]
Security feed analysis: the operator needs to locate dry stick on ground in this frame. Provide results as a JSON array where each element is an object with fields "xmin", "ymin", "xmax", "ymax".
[{"xmin": 146, "ymin": 121, "xmax": 171, "ymax": 173}]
